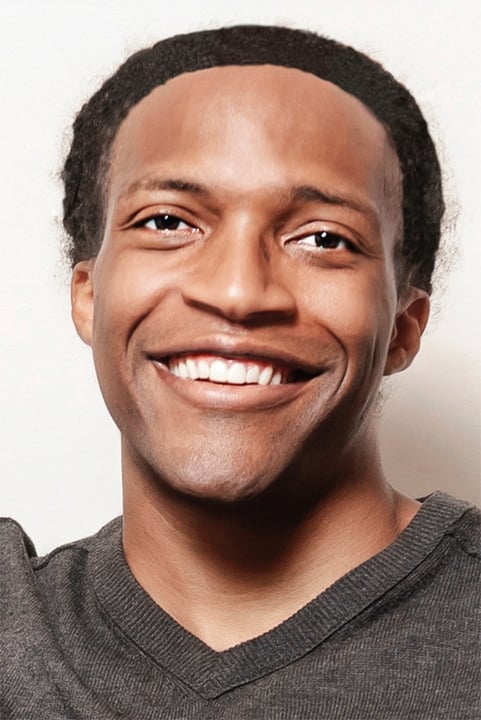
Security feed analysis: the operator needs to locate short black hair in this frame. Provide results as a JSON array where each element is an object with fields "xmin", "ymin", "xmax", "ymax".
[{"xmin": 62, "ymin": 25, "xmax": 444, "ymax": 293}]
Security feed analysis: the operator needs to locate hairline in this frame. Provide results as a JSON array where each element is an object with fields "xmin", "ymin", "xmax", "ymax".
[{"xmin": 94, "ymin": 63, "xmax": 407, "ymax": 288}]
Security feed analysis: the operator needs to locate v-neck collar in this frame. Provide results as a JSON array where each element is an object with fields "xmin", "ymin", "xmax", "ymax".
[{"xmin": 88, "ymin": 492, "xmax": 472, "ymax": 699}]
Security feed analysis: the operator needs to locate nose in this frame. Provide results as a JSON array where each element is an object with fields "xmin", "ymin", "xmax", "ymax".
[{"xmin": 180, "ymin": 220, "xmax": 297, "ymax": 324}]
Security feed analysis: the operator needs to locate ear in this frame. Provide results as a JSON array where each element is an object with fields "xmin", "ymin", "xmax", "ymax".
[
  {"xmin": 71, "ymin": 260, "xmax": 95, "ymax": 346},
  {"xmin": 384, "ymin": 287, "xmax": 430, "ymax": 376}
]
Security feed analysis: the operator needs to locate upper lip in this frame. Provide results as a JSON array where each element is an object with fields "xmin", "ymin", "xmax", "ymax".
[{"xmin": 146, "ymin": 337, "xmax": 325, "ymax": 377}]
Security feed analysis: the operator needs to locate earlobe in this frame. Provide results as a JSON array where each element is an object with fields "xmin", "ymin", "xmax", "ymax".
[
  {"xmin": 384, "ymin": 287, "xmax": 430, "ymax": 376},
  {"xmin": 71, "ymin": 260, "xmax": 95, "ymax": 346}
]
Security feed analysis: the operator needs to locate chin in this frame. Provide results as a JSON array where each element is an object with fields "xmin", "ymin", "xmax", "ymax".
[{"xmin": 158, "ymin": 458, "xmax": 277, "ymax": 506}]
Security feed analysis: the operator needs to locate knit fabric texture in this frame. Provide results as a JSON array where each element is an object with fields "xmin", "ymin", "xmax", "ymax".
[{"xmin": 1, "ymin": 492, "xmax": 480, "ymax": 719}]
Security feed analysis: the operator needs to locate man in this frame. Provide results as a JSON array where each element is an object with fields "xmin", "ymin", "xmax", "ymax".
[{"xmin": 1, "ymin": 25, "xmax": 479, "ymax": 719}]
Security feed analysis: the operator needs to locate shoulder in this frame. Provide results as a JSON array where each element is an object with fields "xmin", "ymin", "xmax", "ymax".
[
  {"xmin": 445, "ymin": 501, "xmax": 481, "ymax": 557},
  {"xmin": 0, "ymin": 517, "xmax": 121, "ymax": 625},
  {"xmin": 0, "ymin": 516, "xmax": 36, "ymax": 549},
  {"xmin": 0, "ymin": 517, "xmax": 37, "ymax": 584},
  {"xmin": 0, "ymin": 517, "xmax": 121, "ymax": 687},
  {"xmin": 413, "ymin": 493, "xmax": 481, "ymax": 606},
  {"xmin": 0, "ymin": 516, "xmax": 90, "ymax": 577},
  {"xmin": 423, "ymin": 492, "xmax": 481, "ymax": 560}
]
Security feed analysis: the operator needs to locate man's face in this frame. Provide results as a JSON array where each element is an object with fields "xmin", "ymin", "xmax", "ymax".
[{"xmin": 72, "ymin": 65, "xmax": 426, "ymax": 504}]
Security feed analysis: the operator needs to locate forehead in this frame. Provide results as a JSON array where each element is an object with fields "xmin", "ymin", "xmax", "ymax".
[{"xmin": 110, "ymin": 65, "xmax": 400, "ymax": 221}]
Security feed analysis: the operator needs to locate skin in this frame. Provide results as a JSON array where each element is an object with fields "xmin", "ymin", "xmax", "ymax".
[{"xmin": 71, "ymin": 65, "xmax": 430, "ymax": 651}]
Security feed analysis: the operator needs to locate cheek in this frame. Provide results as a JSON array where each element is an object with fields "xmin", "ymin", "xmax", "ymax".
[
  {"xmin": 299, "ymin": 269, "xmax": 396, "ymax": 362},
  {"xmin": 92, "ymin": 250, "xmax": 176, "ymax": 341},
  {"xmin": 89, "ymin": 254, "xmax": 162, "ymax": 407}
]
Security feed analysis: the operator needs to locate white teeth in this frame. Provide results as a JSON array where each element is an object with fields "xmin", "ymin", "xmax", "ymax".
[
  {"xmin": 209, "ymin": 359, "xmax": 228, "ymax": 383},
  {"xmin": 227, "ymin": 362, "xmax": 247, "ymax": 384},
  {"xmin": 185, "ymin": 358, "xmax": 199, "ymax": 380},
  {"xmin": 246, "ymin": 366, "xmax": 260, "ymax": 383},
  {"xmin": 258, "ymin": 366, "xmax": 274, "ymax": 386},
  {"xmin": 167, "ymin": 357, "xmax": 286, "ymax": 385},
  {"xmin": 178, "ymin": 361, "xmax": 188, "ymax": 379},
  {"xmin": 198, "ymin": 359, "xmax": 210, "ymax": 379}
]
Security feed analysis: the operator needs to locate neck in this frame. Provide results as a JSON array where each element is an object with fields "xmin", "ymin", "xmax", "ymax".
[{"xmin": 121, "ymin": 439, "xmax": 419, "ymax": 651}]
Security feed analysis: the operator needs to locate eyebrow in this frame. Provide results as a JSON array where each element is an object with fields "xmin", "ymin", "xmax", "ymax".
[
  {"xmin": 290, "ymin": 185, "xmax": 373, "ymax": 217},
  {"xmin": 120, "ymin": 177, "xmax": 377, "ymax": 223},
  {"xmin": 120, "ymin": 178, "xmax": 207, "ymax": 199}
]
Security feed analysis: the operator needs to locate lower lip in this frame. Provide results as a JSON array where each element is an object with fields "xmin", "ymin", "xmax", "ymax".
[{"xmin": 151, "ymin": 361, "xmax": 312, "ymax": 411}]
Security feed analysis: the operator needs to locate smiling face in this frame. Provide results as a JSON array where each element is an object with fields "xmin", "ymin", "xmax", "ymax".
[{"xmin": 72, "ymin": 65, "xmax": 428, "ymax": 505}]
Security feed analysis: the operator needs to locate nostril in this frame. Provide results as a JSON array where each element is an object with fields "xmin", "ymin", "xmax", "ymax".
[
  {"xmin": 181, "ymin": 278, "xmax": 297, "ymax": 323},
  {"xmin": 179, "ymin": 240, "xmax": 297, "ymax": 323}
]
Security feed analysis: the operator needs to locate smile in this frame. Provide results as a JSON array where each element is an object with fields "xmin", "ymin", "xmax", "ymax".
[
  {"xmin": 149, "ymin": 350, "xmax": 324, "ymax": 412},
  {"xmin": 169, "ymin": 354, "xmax": 282, "ymax": 385},
  {"xmin": 165, "ymin": 354, "xmax": 317, "ymax": 386}
]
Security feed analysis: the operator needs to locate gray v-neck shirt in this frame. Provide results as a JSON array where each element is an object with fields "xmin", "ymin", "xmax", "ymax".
[{"xmin": 1, "ymin": 492, "xmax": 480, "ymax": 719}]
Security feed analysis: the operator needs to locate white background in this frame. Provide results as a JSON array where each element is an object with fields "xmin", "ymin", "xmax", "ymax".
[{"xmin": 0, "ymin": 0, "xmax": 479, "ymax": 554}]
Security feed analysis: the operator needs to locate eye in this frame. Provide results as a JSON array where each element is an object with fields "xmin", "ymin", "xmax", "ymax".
[
  {"xmin": 297, "ymin": 230, "xmax": 353, "ymax": 251},
  {"xmin": 138, "ymin": 214, "xmax": 194, "ymax": 232}
]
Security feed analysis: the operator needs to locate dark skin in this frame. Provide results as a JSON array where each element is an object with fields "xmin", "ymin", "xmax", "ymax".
[{"xmin": 72, "ymin": 66, "xmax": 430, "ymax": 651}]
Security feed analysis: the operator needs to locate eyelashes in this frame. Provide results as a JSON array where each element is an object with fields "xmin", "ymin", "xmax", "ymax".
[
  {"xmin": 291, "ymin": 230, "xmax": 357, "ymax": 252},
  {"xmin": 132, "ymin": 213, "xmax": 359, "ymax": 255},
  {"xmin": 135, "ymin": 214, "xmax": 196, "ymax": 232}
]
